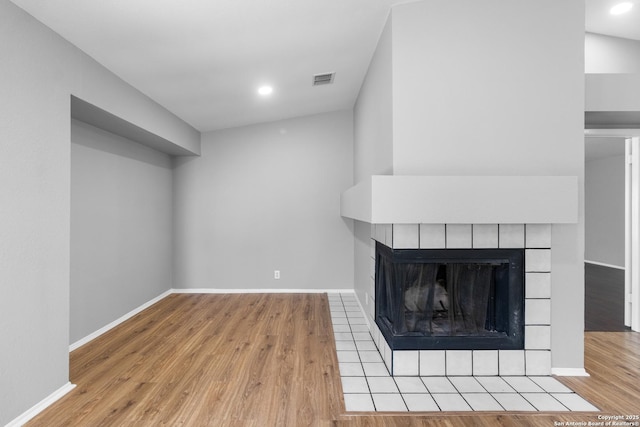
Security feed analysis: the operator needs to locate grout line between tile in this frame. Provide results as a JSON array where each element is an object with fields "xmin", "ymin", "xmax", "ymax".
[{"xmin": 331, "ymin": 291, "xmax": 594, "ymax": 413}]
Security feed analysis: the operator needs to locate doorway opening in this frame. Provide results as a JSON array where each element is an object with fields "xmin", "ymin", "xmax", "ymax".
[{"xmin": 585, "ymin": 128, "xmax": 640, "ymax": 332}]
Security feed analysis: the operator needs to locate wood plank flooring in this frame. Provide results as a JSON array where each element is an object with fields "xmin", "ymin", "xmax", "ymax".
[{"xmin": 27, "ymin": 294, "xmax": 640, "ymax": 427}]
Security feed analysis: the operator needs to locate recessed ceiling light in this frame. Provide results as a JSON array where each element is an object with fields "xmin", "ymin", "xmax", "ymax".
[
  {"xmin": 610, "ymin": 2, "xmax": 633, "ymax": 15},
  {"xmin": 257, "ymin": 85, "xmax": 273, "ymax": 96}
]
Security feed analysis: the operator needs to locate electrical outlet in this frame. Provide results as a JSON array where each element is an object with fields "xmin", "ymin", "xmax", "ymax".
[{"xmin": 274, "ymin": 270, "xmax": 280, "ymax": 279}]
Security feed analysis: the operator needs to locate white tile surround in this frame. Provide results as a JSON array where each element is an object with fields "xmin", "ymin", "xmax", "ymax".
[
  {"xmin": 330, "ymin": 294, "xmax": 598, "ymax": 413},
  {"xmin": 368, "ymin": 223, "xmax": 552, "ymax": 377}
]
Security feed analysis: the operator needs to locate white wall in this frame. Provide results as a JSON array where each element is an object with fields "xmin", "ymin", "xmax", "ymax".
[
  {"xmin": 353, "ymin": 16, "xmax": 394, "ymax": 183},
  {"xmin": 584, "ymin": 31, "xmax": 640, "ymax": 267},
  {"xmin": 584, "ymin": 32, "xmax": 639, "ymax": 269},
  {"xmin": 585, "ymin": 32, "xmax": 640, "ymax": 74},
  {"xmin": 584, "ymin": 33, "xmax": 640, "ymax": 115},
  {"xmin": 352, "ymin": 0, "xmax": 585, "ymax": 371},
  {"xmin": 0, "ymin": 1, "xmax": 198, "ymax": 423},
  {"xmin": 173, "ymin": 111, "xmax": 354, "ymax": 290},
  {"xmin": 352, "ymin": 14, "xmax": 394, "ymax": 308},
  {"xmin": 585, "ymin": 154, "xmax": 626, "ymax": 267},
  {"xmin": 586, "ymin": 74, "xmax": 640, "ymax": 112},
  {"xmin": 70, "ymin": 120, "xmax": 173, "ymax": 344},
  {"xmin": 391, "ymin": 1, "xmax": 583, "ymax": 177},
  {"xmin": 395, "ymin": 0, "xmax": 585, "ymax": 372}
]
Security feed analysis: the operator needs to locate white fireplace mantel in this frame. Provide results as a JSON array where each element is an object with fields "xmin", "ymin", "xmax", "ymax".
[{"xmin": 340, "ymin": 175, "xmax": 578, "ymax": 225}]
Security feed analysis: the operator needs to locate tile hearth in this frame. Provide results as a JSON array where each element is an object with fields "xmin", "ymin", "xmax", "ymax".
[{"xmin": 329, "ymin": 293, "xmax": 598, "ymax": 413}]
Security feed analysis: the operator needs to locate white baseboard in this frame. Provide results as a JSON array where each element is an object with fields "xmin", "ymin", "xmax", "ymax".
[
  {"xmin": 551, "ymin": 368, "xmax": 590, "ymax": 377},
  {"xmin": 171, "ymin": 288, "xmax": 354, "ymax": 294},
  {"xmin": 5, "ymin": 382, "xmax": 76, "ymax": 427},
  {"xmin": 69, "ymin": 289, "xmax": 173, "ymax": 352},
  {"xmin": 585, "ymin": 260, "xmax": 625, "ymax": 270},
  {"xmin": 46, "ymin": 287, "xmax": 353, "ymax": 426},
  {"xmin": 70, "ymin": 288, "xmax": 354, "ymax": 351}
]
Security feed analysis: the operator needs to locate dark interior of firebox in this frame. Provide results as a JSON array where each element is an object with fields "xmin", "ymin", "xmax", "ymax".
[
  {"xmin": 399, "ymin": 262, "xmax": 504, "ymax": 337},
  {"xmin": 375, "ymin": 243, "xmax": 524, "ymax": 350}
]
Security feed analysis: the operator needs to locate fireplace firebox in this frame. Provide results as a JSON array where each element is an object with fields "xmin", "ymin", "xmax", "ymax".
[{"xmin": 375, "ymin": 242, "xmax": 524, "ymax": 351}]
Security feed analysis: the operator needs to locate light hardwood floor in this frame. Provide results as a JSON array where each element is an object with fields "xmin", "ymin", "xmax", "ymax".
[{"xmin": 27, "ymin": 294, "xmax": 640, "ymax": 427}]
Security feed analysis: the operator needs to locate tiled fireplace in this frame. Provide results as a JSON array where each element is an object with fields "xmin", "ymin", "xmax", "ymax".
[
  {"xmin": 375, "ymin": 242, "xmax": 525, "ymax": 351},
  {"xmin": 340, "ymin": 174, "xmax": 578, "ymax": 378},
  {"xmin": 365, "ymin": 223, "xmax": 552, "ymax": 377}
]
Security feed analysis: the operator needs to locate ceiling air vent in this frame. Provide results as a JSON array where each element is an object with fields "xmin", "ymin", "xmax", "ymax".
[{"xmin": 313, "ymin": 72, "xmax": 335, "ymax": 86}]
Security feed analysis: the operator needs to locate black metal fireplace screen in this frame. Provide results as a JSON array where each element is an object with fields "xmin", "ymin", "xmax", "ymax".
[{"xmin": 375, "ymin": 242, "xmax": 524, "ymax": 350}]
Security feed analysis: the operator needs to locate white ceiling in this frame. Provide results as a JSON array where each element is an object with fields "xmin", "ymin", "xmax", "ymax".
[
  {"xmin": 586, "ymin": 0, "xmax": 640, "ymax": 40},
  {"xmin": 9, "ymin": 0, "xmax": 640, "ymax": 133},
  {"xmin": 10, "ymin": 0, "xmax": 407, "ymax": 132}
]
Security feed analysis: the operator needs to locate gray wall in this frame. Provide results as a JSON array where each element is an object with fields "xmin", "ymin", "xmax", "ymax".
[
  {"xmin": 585, "ymin": 32, "xmax": 640, "ymax": 74},
  {"xmin": 174, "ymin": 111, "xmax": 354, "ymax": 290},
  {"xmin": 0, "ymin": 0, "xmax": 197, "ymax": 423},
  {"xmin": 353, "ymin": 0, "xmax": 585, "ymax": 371},
  {"xmin": 354, "ymin": 16, "xmax": 394, "ymax": 182},
  {"xmin": 70, "ymin": 119, "xmax": 173, "ymax": 344},
  {"xmin": 392, "ymin": 0, "xmax": 586, "ymax": 372},
  {"xmin": 585, "ymin": 154, "xmax": 626, "ymax": 267},
  {"xmin": 391, "ymin": 1, "xmax": 583, "ymax": 177},
  {"xmin": 584, "ymin": 32, "xmax": 639, "ymax": 269},
  {"xmin": 352, "ymin": 15, "xmax": 394, "ymax": 305},
  {"xmin": 586, "ymin": 74, "xmax": 640, "ymax": 112}
]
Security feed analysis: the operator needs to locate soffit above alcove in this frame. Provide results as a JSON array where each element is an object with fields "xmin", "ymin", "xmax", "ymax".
[{"xmin": 70, "ymin": 96, "xmax": 199, "ymax": 157}]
